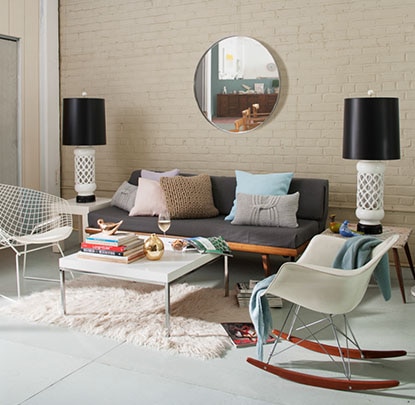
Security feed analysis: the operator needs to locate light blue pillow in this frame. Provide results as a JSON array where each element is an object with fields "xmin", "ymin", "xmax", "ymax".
[{"xmin": 224, "ymin": 170, "xmax": 294, "ymax": 221}]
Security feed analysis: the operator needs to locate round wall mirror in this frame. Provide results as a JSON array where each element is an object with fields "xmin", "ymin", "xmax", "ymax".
[{"xmin": 194, "ymin": 36, "xmax": 280, "ymax": 133}]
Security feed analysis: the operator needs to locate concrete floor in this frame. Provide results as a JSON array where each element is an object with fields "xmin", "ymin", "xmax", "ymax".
[{"xmin": 1, "ymin": 233, "xmax": 414, "ymax": 404}]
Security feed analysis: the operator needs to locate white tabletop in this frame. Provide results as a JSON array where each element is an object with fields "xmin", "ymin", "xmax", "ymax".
[{"xmin": 59, "ymin": 248, "xmax": 218, "ymax": 285}]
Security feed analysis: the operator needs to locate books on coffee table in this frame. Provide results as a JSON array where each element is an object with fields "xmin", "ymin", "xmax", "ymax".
[
  {"xmin": 80, "ymin": 232, "xmax": 144, "ymax": 263},
  {"xmin": 85, "ymin": 231, "xmax": 139, "ymax": 246}
]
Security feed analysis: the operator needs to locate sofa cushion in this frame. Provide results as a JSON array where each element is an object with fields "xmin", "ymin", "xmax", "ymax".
[
  {"xmin": 160, "ymin": 174, "xmax": 219, "ymax": 219},
  {"xmin": 225, "ymin": 170, "xmax": 294, "ymax": 221},
  {"xmin": 111, "ymin": 181, "xmax": 137, "ymax": 212},
  {"xmin": 231, "ymin": 192, "xmax": 299, "ymax": 227},
  {"xmin": 129, "ymin": 177, "xmax": 167, "ymax": 216},
  {"xmin": 88, "ymin": 207, "xmax": 321, "ymax": 249}
]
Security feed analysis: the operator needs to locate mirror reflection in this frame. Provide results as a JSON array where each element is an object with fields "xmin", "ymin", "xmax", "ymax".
[{"xmin": 194, "ymin": 36, "xmax": 280, "ymax": 133}]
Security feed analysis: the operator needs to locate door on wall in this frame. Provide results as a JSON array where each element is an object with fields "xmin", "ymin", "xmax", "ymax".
[{"xmin": 0, "ymin": 37, "xmax": 19, "ymax": 185}]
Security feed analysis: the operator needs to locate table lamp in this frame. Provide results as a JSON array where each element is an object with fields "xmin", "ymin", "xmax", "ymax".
[
  {"xmin": 62, "ymin": 96, "xmax": 106, "ymax": 203},
  {"xmin": 343, "ymin": 94, "xmax": 400, "ymax": 234}
]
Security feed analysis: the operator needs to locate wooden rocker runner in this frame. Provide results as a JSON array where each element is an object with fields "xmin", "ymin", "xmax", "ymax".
[{"xmin": 247, "ymin": 234, "xmax": 407, "ymax": 391}]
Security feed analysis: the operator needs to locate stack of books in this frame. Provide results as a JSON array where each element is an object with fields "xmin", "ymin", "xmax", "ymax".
[
  {"xmin": 78, "ymin": 232, "xmax": 145, "ymax": 263},
  {"xmin": 235, "ymin": 280, "xmax": 283, "ymax": 308}
]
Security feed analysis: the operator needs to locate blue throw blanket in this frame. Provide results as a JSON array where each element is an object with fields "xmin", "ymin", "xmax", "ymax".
[
  {"xmin": 332, "ymin": 235, "xmax": 391, "ymax": 301},
  {"xmin": 249, "ymin": 235, "xmax": 391, "ymax": 361},
  {"xmin": 249, "ymin": 275, "xmax": 275, "ymax": 361}
]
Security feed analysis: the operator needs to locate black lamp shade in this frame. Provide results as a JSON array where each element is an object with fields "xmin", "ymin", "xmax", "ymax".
[
  {"xmin": 343, "ymin": 97, "xmax": 400, "ymax": 160},
  {"xmin": 62, "ymin": 98, "xmax": 106, "ymax": 146}
]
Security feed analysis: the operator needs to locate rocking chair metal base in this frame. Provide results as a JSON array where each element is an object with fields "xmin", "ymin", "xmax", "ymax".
[{"xmin": 247, "ymin": 357, "xmax": 400, "ymax": 391}]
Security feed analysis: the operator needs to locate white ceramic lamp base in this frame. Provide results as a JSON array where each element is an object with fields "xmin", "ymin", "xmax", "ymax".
[
  {"xmin": 355, "ymin": 160, "xmax": 385, "ymax": 234},
  {"xmin": 74, "ymin": 147, "xmax": 96, "ymax": 203}
]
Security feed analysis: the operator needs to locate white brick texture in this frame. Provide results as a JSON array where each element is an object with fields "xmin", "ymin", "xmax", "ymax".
[{"xmin": 60, "ymin": 0, "xmax": 415, "ymax": 266}]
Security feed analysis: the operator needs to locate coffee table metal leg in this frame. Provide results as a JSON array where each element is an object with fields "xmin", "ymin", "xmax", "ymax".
[
  {"xmin": 224, "ymin": 255, "xmax": 229, "ymax": 297},
  {"xmin": 165, "ymin": 283, "xmax": 170, "ymax": 337},
  {"xmin": 60, "ymin": 269, "xmax": 66, "ymax": 314}
]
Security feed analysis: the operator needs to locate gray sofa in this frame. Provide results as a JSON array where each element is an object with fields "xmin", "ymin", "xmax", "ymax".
[{"xmin": 87, "ymin": 170, "xmax": 329, "ymax": 275}]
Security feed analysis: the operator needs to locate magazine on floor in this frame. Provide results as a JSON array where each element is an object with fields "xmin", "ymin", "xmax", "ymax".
[{"xmin": 221, "ymin": 322, "xmax": 276, "ymax": 348}]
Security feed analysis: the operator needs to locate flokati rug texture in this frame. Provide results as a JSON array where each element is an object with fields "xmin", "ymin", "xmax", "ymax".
[{"xmin": 0, "ymin": 277, "xmax": 250, "ymax": 359}]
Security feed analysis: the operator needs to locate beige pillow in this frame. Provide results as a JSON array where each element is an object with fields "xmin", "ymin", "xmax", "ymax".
[
  {"xmin": 160, "ymin": 175, "xmax": 219, "ymax": 219},
  {"xmin": 129, "ymin": 177, "xmax": 167, "ymax": 216}
]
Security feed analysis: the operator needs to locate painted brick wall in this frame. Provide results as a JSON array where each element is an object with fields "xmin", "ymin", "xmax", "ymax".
[{"xmin": 60, "ymin": 0, "xmax": 415, "ymax": 266}]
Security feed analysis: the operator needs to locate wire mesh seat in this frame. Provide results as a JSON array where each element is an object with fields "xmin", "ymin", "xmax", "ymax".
[{"xmin": 0, "ymin": 183, "xmax": 73, "ymax": 299}]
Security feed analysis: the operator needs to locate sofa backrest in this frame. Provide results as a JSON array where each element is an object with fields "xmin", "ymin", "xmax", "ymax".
[
  {"xmin": 128, "ymin": 170, "xmax": 329, "ymax": 231},
  {"xmin": 288, "ymin": 178, "xmax": 329, "ymax": 231}
]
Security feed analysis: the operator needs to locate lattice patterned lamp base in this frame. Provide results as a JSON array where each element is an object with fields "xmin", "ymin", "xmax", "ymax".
[
  {"xmin": 74, "ymin": 147, "xmax": 96, "ymax": 203},
  {"xmin": 355, "ymin": 160, "xmax": 385, "ymax": 234}
]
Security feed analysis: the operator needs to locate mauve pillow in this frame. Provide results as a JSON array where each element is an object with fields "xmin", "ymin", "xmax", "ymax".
[{"xmin": 141, "ymin": 168, "xmax": 179, "ymax": 181}]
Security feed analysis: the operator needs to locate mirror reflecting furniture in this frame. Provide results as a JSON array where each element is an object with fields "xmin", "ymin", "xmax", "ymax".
[{"xmin": 194, "ymin": 36, "xmax": 280, "ymax": 133}]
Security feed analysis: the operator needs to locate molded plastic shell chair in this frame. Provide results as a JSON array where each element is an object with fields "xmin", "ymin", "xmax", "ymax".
[
  {"xmin": 0, "ymin": 183, "xmax": 73, "ymax": 299},
  {"xmin": 247, "ymin": 234, "xmax": 407, "ymax": 391}
]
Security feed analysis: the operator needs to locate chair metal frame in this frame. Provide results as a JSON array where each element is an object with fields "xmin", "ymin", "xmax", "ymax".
[
  {"xmin": 0, "ymin": 183, "xmax": 73, "ymax": 300},
  {"xmin": 247, "ymin": 234, "xmax": 407, "ymax": 391}
]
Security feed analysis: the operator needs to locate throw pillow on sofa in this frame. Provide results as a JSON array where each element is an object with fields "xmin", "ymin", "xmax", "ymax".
[
  {"xmin": 129, "ymin": 177, "xmax": 168, "ymax": 216},
  {"xmin": 225, "ymin": 170, "xmax": 294, "ymax": 221},
  {"xmin": 160, "ymin": 174, "xmax": 219, "ymax": 219},
  {"xmin": 231, "ymin": 192, "xmax": 299, "ymax": 227},
  {"xmin": 141, "ymin": 168, "xmax": 179, "ymax": 181},
  {"xmin": 111, "ymin": 181, "xmax": 138, "ymax": 212}
]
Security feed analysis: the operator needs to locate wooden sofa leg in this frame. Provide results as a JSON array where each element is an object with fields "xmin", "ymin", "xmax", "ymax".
[{"xmin": 262, "ymin": 254, "xmax": 271, "ymax": 277}]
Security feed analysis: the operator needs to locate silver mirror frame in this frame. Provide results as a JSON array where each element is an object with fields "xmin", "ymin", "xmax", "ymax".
[{"xmin": 193, "ymin": 36, "xmax": 280, "ymax": 134}]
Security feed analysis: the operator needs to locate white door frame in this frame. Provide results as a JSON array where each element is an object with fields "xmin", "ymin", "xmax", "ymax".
[{"xmin": 39, "ymin": 0, "xmax": 60, "ymax": 196}]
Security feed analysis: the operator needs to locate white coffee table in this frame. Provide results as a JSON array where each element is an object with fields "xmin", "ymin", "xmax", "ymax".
[{"xmin": 59, "ymin": 244, "xmax": 229, "ymax": 336}]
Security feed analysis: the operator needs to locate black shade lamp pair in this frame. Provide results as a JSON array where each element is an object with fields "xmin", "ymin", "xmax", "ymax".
[
  {"xmin": 343, "ymin": 92, "xmax": 400, "ymax": 234},
  {"xmin": 62, "ymin": 95, "xmax": 106, "ymax": 203}
]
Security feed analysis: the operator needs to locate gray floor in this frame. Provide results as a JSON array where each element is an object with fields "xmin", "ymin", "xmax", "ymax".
[{"xmin": 1, "ymin": 232, "xmax": 415, "ymax": 405}]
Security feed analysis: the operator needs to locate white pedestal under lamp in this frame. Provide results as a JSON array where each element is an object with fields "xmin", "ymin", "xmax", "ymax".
[
  {"xmin": 62, "ymin": 97, "xmax": 106, "ymax": 203},
  {"xmin": 343, "ymin": 95, "xmax": 400, "ymax": 234}
]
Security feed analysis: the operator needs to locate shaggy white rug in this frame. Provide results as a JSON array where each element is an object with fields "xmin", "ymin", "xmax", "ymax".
[{"xmin": 0, "ymin": 277, "xmax": 251, "ymax": 360}]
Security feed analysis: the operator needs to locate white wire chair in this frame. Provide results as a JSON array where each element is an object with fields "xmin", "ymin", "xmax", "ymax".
[{"xmin": 0, "ymin": 183, "xmax": 73, "ymax": 299}]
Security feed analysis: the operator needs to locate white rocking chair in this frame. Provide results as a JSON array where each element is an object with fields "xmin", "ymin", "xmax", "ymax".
[
  {"xmin": 247, "ymin": 234, "xmax": 407, "ymax": 391},
  {"xmin": 0, "ymin": 184, "xmax": 73, "ymax": 299}
]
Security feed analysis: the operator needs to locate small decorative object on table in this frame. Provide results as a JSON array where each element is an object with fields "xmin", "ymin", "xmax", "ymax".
[
  {"xmin": 171, "ymin": 239, "xmax": 188, "ymax": 251},
  {"xmin": 97, "ymin": 218, "xmax": 123, "ymax": 235},
  {"xmin": 144, "ymin": 233, "xmax": 164, "ymax": 260},
  {"xmin": 339, "ymin": 220, "xmax": 362, "ymax": 237},
  {"xmin": 329, "ymin": 214, "xmax": 341, "ymax": 233}
]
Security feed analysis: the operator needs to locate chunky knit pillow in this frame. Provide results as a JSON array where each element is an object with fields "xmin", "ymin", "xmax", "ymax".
[{"xmin": 160, "ymin": 175, "xmax": 219, "ymax": 219}]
